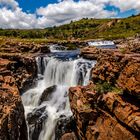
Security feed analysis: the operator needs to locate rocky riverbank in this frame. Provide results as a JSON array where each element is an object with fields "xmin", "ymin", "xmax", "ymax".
[
  {"xmin": 0, "ymin": 37, "xmax": 140, "ymax": 140},
  {"xmin": 0, "ymin": 39, "xmax": 50, "ymax": 139},
  {"xmin": 68, "ymin": 38, "xmax": 140, "ymax": 140}
]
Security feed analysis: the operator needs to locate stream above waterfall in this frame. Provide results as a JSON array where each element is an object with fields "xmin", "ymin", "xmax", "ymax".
[{"xmin": 22, "ymin": 45, "xmax": 96, "ymax": 140}]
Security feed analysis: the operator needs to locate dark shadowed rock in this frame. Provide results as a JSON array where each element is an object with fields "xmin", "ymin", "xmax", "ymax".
[
  {"xmin": 39, "ymin": 85, "xmax": 57, "ymax": 105},
  {"xmin": 60, "ymin": 132, "xmax": 78, "ymax": 140},
  {"xmin": 27, "ymin": 106, "xmax": 48, "ymax": 140},
  {"xmin": 55, "ymin": 116, "xmax": 77, "ymax": 140}
]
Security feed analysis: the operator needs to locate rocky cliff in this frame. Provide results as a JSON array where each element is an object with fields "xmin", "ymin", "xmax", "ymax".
[
  {"xmin": 69, "ymin": 40, "xmax": 140, "ymax": 140},
  {"xmin": 0, "ymin": 39, "xmax": 49, "ymax": 139}
]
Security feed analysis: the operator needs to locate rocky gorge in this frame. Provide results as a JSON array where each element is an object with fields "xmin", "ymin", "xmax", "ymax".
[{"xmin": 0, "ymin": 37, "xmax": 140, "ymax": 140}]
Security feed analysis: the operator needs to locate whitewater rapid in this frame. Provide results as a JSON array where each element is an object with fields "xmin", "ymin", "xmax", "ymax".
[{"xmin": 22, "ymin": 48, "xmax": 96, "ymax": 140}]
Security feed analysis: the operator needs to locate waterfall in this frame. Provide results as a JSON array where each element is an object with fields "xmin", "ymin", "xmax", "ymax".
[
  {"xmin": 88, "ymin": 40, "xmax": 116, "ymax": 49},
  {"xmin": 22, "ymin": 49, "xmax": 96, "ymax": 140}
]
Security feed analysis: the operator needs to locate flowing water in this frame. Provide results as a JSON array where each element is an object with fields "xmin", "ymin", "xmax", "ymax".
[
  {"xmin": 88, "ymin": 40, "xmax": 116, "ymax": 49},
  {"xmin": 22, "ymin": 45, "xmax": 96, "ymax": 140}
]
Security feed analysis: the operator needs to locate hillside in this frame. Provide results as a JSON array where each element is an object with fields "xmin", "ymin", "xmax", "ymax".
[{"xmin": 0, "ymin": 14, "xmax": 140, "ymax": 40}]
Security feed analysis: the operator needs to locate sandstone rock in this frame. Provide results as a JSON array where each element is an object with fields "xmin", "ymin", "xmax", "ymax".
[
  {"xmin": 0, "ymin": 39, "xmax": 50, "ymax": 139},
  {"xmin": 117, "ymin": 60, "xmax": 140, "ymax": 97},
  {"xmin": 0, "ymin": 54, "xmax": 37, "ymax": 139},
  {"xmin": 91, "ymin": 49, "xmax": 140, "ymax": 97},
  {"xmin": 0, "ymin": 84, "xmax": 28, "ymax": 140},
  {"xmin": 80, "ymin": 47, "xmax": 100, "ymax": 60},
  {"xmin": 69, "ymin": 84, "xmax": 139, "ymax": 140},
  {"xmin": 102, "ymin": 92, "xmax": 140, "ymax": 134}
]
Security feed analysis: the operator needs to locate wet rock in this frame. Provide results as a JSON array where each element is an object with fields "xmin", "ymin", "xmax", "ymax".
[
  {"xmin": 40, "ymin": 45, "xmax": 50, "ymax": 53},
  {"xmin": 39, "ymin": 85, "xmax": 57, "ymax": 105},
  {"xmin": 55, "ymin": 116, "xmax": 77, "ymax": 140},
  {"xmin": 27, "ymin": 106, "xmax": 48, "ymax": 140}
]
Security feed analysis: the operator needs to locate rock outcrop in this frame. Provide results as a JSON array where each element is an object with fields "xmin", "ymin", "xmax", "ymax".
[
  {"xmin": 70, "ymin": 45, "xmax": 140, "ymax": 140},
  {"xmin": 80, "ymin": 47, "xmax": 100, "ymax": 60},
  {"xmin": 0, "ymin": 58, "xmax": 28, "ymax": 140},
  {"xmin": 0, "ymin": 39, "xmax": 50, "ymax": 139},
  {"xmin": 69, "ymin": 84, "xmax": 140, "ymax": 140},
  {"xmin": 91, "ymin": 49, "xmax": 140, "ymax": 98}
]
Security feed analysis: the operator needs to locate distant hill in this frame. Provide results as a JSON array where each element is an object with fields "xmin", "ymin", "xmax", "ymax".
[{"xmin": 0, "ymin": 14, "xmax": 140, "ymax": 40}]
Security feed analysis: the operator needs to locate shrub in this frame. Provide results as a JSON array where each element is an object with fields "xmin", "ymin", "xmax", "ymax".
[
  {"xmin": 95, "ymin": 82, "xmax": 113, "ymax": 94},
  {"xmin": 95, "ymin": 82, "xmax": 123, "ymax": 94}
]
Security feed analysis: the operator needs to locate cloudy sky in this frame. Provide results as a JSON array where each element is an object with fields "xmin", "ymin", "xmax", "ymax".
[{"xmin": 0, "ymin": 0, "xmax": 139, "ymax": 29}]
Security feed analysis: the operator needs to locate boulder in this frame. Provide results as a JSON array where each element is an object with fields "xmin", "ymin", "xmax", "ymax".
[
  {"xmin": 80, "ymin": 46, "xmax": 100, "ymax": 60},
  {"xmin": 27, "ymin": 106, "xmax": 48, "ymax": 140},
  {"xmin": 55, "ymin": 116, "xmax": 76, "ymax": 140},
  {"xmin": 39, "ymin": 85, "xmax": 57, "ymax": 105}
]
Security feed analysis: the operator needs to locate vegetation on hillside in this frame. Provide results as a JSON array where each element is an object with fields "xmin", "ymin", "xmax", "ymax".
[{"xmin": 0, "ymin": 14, "xmax": 140, "ymax": 40}]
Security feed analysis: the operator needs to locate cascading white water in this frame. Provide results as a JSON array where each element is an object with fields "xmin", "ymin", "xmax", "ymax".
[
  {"xmin": 88, "ymin": 40, "xmax": 116, "ymax": 49},
  {"xmin": 22, "ymin": 49, "xmax": 96, "ymax": 140},
  {"xmin": 88, "ymin": 40, "xmax": 115, "ymax": 46}
]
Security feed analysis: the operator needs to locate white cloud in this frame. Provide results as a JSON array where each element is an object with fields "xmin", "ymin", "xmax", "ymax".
[
  {"xmin": 0, "ymin": 7, "xmax": 39, "ymax": 28},
  {"xmin": 0, "ymin": 0, "xmax": 18, "ymax": 9},
  {"xmin": 109, "ymin": 0, "xmax": 140, "ymax": 12},
  {"xmin": 89, "ymin": 0, "xmax": 140, "ymax": 12},
  {"xmin": 0, "ymin": 0, "xmax": 139, "ymax": 29},
  {"xmin": 36, "ymin": 0, "xmax": 115, "ymax": 27}
]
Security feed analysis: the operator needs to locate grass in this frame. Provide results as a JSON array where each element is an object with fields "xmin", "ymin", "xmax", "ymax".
[
  {"xmin": 119, "ymin": 47, "xmax": 127, "ymax": 54},
  {"xmin": 95, "ymin": 82, "xmax": 123, "ymax": 95}
]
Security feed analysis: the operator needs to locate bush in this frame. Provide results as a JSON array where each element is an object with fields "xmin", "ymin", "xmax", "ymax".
[
  {"xmin": 95, "ymin": 82, "xmax": 123, "ymax": 94},
  {"xmin": 95, "ymin": 82, "xmax": 113, "ymax": 94}
]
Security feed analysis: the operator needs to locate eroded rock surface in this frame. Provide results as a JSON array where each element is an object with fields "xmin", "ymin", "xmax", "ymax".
[
  {"xmin": 0, "ymin": 58, "xmax": 28, "ymax": 140},
  {"xmin": 69, "ymin": 84, "xmax": 140, "ymax": 140},
  {"xmin": 70, "ymin": 43, "xmax": 140, "ymax": 140},
  {"xmin": 0, "ymin": 39, "xmax": 50, "ymax": 139},
  {"xmin": 91, "ymin": 49, "xmax": 140, "ymax": 97}
]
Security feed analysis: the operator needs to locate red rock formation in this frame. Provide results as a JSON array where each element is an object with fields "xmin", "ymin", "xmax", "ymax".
[
  {"xmin": 70, "ymin": 45, "xmax": 140, "ymax": 140},
  {"xmin": 0, "ymin": 41, "xmax": 42, "ymax": 139},
  {"xmin": 80, "ymin": 47, "xmax": 100, "ymax": 60},
  {"xmin": 69, "ymin": 84, "xmax": 140, "ymax": 140},
  {"xmin": 0, "ymin": 38, "xmax": 52, "ymax": 139},
  {"xmin": 0, "ymin": 58, "xmax": 28, "ymax": 140},
  {"xmin": 91, "ymin": 49, "xmax": 140, "ymax": 97}
]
